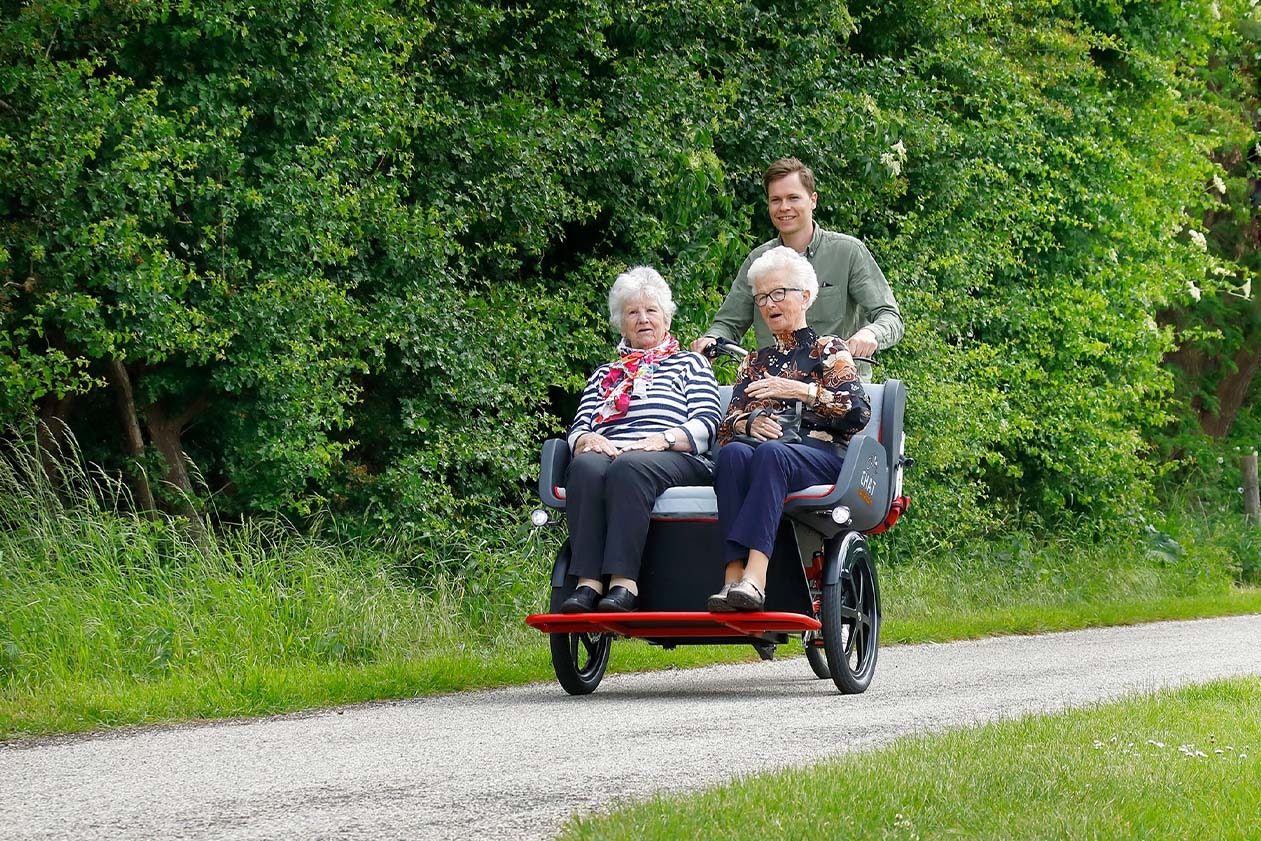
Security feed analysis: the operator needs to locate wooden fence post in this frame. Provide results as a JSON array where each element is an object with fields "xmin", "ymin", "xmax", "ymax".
[{"xmin": 1244, "ymin": 451, "xmax": 1260, "ymax": 528}]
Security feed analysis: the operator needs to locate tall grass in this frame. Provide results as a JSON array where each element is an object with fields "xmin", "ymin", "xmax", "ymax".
[
  {"xmin": 0, "ymin": 433, "xmax": 556, "ymax": 737},
  {"xmin": 2, "ymin": 431, "xmax": 1258, "ymax": 740}
]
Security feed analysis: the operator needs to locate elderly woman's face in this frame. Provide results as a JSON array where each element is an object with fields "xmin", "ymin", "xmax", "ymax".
[
  {"xmin": 621, "ymin": 294, "xmax": 670, "ymax": 349},
  {"xmin": 753, "ymin": 267, "xmax": 810, "ymax": 333}
]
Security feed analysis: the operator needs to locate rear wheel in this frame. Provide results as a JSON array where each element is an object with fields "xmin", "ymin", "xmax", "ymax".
[
  {"xmin": 820, "ymin": 534, "xmax": 880, "ymax": 694},
  {"xmin": 804, "ymin": 634, "xmax": 830, "ymax": 679}
]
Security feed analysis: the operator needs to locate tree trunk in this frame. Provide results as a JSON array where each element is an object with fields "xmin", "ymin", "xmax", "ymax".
[
  {"xmin": 1199, "ymin": 347, "xmax": 1259, "ymax": 439},
  {"xmin": 1163, "ymin": 339, "xmax": 1258, "ymax": 440},
  {"xmin": 35, "ymin": 393, "xmax": 76, "ymax": 483},
  {"xmin": 144, "ymin": 395, "xmax": 208, "ymax": 543},
  {"xmin": 105, "ymin": 359, "xmax": 158, "ymax": 513}
]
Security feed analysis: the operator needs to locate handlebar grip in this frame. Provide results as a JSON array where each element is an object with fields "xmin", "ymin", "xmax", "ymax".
[{"xmin": 703, "ymin": 336, "xmax": 749, "ymax": 360}]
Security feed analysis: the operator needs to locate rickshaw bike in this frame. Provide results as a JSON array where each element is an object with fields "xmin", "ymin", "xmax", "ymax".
[{"xmin": 525, "ymin": 337, "xmax": 910, "ymax": 695}]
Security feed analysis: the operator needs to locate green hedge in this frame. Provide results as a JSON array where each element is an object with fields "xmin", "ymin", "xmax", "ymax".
[{"xmin": 1, "ymin": 0, "xmax": 1254, "ymax": 551}]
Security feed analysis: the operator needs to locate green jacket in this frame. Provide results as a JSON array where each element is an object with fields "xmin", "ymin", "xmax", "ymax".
[{"xmin": 704, "ymin": 224, "xmax": 904, "ymax": 356}]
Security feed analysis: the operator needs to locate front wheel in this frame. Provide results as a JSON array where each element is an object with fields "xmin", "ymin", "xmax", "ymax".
[
  {"xmin": 820, "ymin": 535, "xmax": 880, "ymax": 694},
  {"xmin": 548, "ymin": 628, "xmax": 612, "ymax": 695},
  {"xmin": 545, "ymin": 543, "xmax": 612, "ymax": 695}
]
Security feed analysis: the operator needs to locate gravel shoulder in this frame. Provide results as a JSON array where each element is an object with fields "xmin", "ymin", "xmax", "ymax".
[{"xmin": 3, "ymin": 615, "xmax": 1260, "ymax": 840}]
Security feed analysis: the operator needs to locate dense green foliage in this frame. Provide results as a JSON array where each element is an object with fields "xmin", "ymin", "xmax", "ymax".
[{"xmin": 1, "ymin": 0, "xmax": 1257, "ymax": 548}]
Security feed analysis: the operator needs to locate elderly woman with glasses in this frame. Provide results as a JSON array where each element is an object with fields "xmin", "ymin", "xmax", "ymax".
[
  {"xmin": 706, "ymin": 246, "xmax": 871, "ymax": 612},
  {"xmin": 561, "ymin": 266, "xmax": 721, "ymax": 614}
]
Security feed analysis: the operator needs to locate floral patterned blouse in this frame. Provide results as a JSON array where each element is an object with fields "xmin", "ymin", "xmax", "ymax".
[{"xmin": 718, "ymin": 326, "xmax": 870, "ymax": 450}]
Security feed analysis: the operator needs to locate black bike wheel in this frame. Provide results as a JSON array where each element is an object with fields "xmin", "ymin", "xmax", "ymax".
[
  {"xmin": 548, "ymin": 629, "xmax": 612, "ymax": 695},
  {"xmin": 547, "ymin": 575, "xmax": 611, "ymax": 695},
  {"xmin": 820, "ymin": 537, "xmax": 880, "ymax": 694},
  {"xmin": 804, "ymin": 633, "xmax": 830, "ymax": 679}
]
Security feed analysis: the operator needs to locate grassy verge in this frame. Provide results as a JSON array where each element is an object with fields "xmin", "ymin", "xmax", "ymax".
[
  {"xmin": 2, "ymin": 439, "xmax": 1259, "ymax": 741},
  {"xmin": 558, "ymin": 676, "xmax": 1261, "ymax": 840}
]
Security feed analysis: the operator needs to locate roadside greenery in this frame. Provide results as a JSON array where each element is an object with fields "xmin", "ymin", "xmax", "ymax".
[
  {"xmin": 2, "ymin": 0, "xmax": 1260, "ymax": 745},
  {"xmin": 558, "ymin": 677, "xmax": 1261, "ymax": 841},
  {"xmin": 3, "ymin": 435, "xmax": 1259, "ymax": 741}
]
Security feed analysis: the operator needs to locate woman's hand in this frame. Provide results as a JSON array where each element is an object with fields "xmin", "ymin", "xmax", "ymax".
[
  {"xmin": 744, "ymin": 414, "xmax": 784, "ymax": 441},
  {"xmin": 743, "ymin": 376, "xmax": 812, "ymax": 403},
  {"xmin": 574, "ymin": 433, "xmax": 620, "ymax": 457},
  {"xmin": 619, "ymin": 432, "xmax": 670, "ymax": 453}
]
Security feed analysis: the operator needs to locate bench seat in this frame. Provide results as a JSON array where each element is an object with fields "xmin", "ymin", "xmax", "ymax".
[{"xmin": 540, "ymin": 380, "xmax": 905, "ymax": 536}]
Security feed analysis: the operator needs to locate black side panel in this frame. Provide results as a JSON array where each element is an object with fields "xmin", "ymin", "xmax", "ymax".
[
  {"xmin": 637, "ymin": 520, "xmax": 812, "ymax": 615},
  {"xmin": 549, "ymin": 540, "xmax": 574, "ymax": 592}
]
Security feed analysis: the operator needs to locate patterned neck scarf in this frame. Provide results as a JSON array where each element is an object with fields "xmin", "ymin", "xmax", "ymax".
[{"xmin": 595, "ymin": 334, "xmax": 681, "ymax": 423}]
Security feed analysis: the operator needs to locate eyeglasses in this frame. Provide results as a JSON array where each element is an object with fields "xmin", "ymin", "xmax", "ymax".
[{"xmin": 753, "ymin": 287, "xmax": 803, "ymax": 307}]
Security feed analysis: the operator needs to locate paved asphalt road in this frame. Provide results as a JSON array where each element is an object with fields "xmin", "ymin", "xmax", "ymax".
[{"xmin": 3, "ymin": 615, "xmax": 1260, "ymax": 840}]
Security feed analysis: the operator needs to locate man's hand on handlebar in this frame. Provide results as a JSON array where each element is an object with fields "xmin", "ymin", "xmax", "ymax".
[
  {"xmin": 690, "ymin": 336, "xmax": 717, "ymax": 355},
  {"xmin": 845, "ymin": 328, "xmax": 878, "ymax": 359},
  {"xmin": 694, "ymin": 336, "xmax": 749, "ymax": 362}
]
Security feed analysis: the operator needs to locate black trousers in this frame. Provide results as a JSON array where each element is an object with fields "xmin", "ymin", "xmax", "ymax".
[{"xmin": 565, "ymin": 450, "xmax": 712, "ymax": 581}]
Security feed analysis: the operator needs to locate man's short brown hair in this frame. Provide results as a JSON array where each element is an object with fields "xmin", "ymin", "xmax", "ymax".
[{"xmin": 763, "ymin": 157, "xmax": 816, "ymax": 195}]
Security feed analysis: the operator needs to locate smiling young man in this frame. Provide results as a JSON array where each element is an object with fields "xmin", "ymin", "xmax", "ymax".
[{"xmin": 691, "ymin": 158, "xmax": 903, "ymax": 368}]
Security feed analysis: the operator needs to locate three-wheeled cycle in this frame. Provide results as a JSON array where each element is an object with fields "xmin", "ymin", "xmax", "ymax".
[{"xmin": 525, "ymin": 338, "xmax": 910, "ymax": 695}]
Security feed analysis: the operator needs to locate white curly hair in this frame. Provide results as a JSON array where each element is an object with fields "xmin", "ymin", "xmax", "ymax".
[
  {"xmin": 747, "ymin": 246, "xmax": 818, "ymax": 310},
  {"xmin": 607, "ymin": 265, "xmax": 677, "ymax": 329}
]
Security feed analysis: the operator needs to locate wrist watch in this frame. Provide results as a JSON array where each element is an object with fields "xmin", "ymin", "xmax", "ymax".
[{"xmin": 662, "ymin": 430, "xmax": 677, "ymax": 449}]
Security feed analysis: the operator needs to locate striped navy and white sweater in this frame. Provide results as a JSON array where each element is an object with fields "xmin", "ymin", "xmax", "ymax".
[{"xmin": 567, "ymin": 351, "xmax": 721, "ymax": 459}]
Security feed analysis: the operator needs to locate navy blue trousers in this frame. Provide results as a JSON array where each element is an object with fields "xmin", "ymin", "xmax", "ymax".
[
  {"xmin": 566, "ymin": 450, "xmax": 712, "ymax": 581},
  {"xmin": 716, "ymin": 441, "xmax": 846, "ymax": 565}
]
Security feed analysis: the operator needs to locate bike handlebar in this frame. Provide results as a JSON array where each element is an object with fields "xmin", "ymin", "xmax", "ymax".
[{"xmin": 703, "ymin": 336, "xmax": 879, "ymax": 368}]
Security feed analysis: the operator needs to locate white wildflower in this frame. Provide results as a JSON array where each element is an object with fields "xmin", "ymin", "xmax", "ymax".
[
  {"xmin": 1218, "ymin": 457, "xmax": 1226, "ymax": 464},
  {"xmin": 880, "ymin": 151, "xmax": 903, "ymax": 177},
  {"xmin": 1212, "ymin": 174, "xmax": 1227, "ymax": 195},
  {"xmin": 1187, "ymin": 281, "xmax": 1202, "ymax": 301},
  {"xmin": 1212, "ymin": 1, "xmax": 1221, "ymax": 19},
  {"xmin": 1229, "ymin": 278, "xmax": 1253, "ymax": 299},
  {"xmin": 892, "ymin": 139, "xmax": 907, "ymax": 157},
  {"xmin": 1188, "ymin": 229, "xmax": 1207, "ymax": 251}
]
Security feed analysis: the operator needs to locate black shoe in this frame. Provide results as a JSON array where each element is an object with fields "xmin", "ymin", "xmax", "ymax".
[
  {"xmin": 597, "ymin": 585, "xmax": 638, "ymax": 613},
  {"xmin": 560, "ymin": 585, "xmax": 601, "ymax": 614}
]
